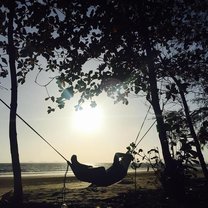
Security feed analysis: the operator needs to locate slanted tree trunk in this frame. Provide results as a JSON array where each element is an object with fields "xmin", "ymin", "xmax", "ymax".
[
  {"xmin": 138, "ymin": 2, "xmax": 173, "ymax": 169},
  {"xmin": 8, "ymin": 0, "xmax": 23, "ymax": 206},
  {"xmin": 173, "ymin": 77, "xmax": 208, "ymax": 180},
  {"xmin": 145, "ymin": 46, "xmax": 173, "ymax": 168},
  {"xmin": 145, "ymin": 42, "xmax": 186, "ymax": 200},
  {"xmin": 141, "ymin": 29, "xmax": 172, "ymax": 168},
  {"xmin": 141, "ymin": 10, "xmax": 185, "ymax": 199},
  {"xmin": 145, "ymin": 42, "xmax": 185, "ymax": 200}
]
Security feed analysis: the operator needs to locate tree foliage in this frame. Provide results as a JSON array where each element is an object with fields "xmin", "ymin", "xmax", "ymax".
[
  {"xmin": 1, "ymin": 0, "xmax": 208, "ymax": 201},
  {"xmin": 1, "ymin": 1, "xmax": 207, "ymax": 109}
]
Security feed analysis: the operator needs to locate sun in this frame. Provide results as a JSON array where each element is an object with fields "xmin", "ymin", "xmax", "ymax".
[{"xmin": 72, "ymin": 106, "xmax": 103, "ymax": 133}]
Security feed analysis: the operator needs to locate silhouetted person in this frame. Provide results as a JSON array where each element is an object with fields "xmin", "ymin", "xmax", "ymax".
[{"xmin": 69, "ymin": 152, "xmax": 134, "ymax": 186}]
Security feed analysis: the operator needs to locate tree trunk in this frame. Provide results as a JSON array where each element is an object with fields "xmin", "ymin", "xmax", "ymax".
[
  {"xmin": 139, "ymin": 3, "xmax": 173, "ymax": 169},
  {"xmin": 148, "ymin": 64, "xmax": 172, "ymax": 166},
  {"xmin": 141, "ymin": 14, "xmax": 186, "ymax": 198},
  {"xmin": 173, "ymin": 77, "xmax": 208, "ymax": 180},
  {"xmin": 145, "ymin": 41, "xmax": 185, "ymax": 200},
  {"xmin": 143, "ymin": 37, "xmax": 172, "ymax": 168},
  {"xmin": 8, "ymin": 0, "xmax": 23, "ymax": 206}
]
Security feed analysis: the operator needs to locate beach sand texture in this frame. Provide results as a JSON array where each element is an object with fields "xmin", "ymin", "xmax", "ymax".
[
  {"xmin": 0, "ymin": 172, "xmax": 160, "ymax": 206},
  {"xmin": 1, "ymin": 171, "xmax": 207, "ymax": 208}
]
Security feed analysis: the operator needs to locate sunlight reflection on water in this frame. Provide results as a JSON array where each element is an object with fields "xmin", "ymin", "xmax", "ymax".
[{"xmin": 0, "ymin": 162, "xmax": 149, "ymax": 177}]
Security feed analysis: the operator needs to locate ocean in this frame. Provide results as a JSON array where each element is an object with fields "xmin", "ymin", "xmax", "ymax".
[
  {"xmin": 0, "ymin": 163, "xmax": 74, "ymax": 177},
  {"xmin": 0, "ymin": 163, "xmax": 139, "ymax": 177},
  {"xmin": 0, "ymin": 163, "xmax": 147, "ymax": 177},
  {"xmin": 0, "ymin": 162, "xmax": 203, "ymax": 178}
]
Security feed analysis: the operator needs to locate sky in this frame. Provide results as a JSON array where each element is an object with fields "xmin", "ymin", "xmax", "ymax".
[{"xmin": 0, "ymin": 68, "xmax": 161, "ymax": 164}]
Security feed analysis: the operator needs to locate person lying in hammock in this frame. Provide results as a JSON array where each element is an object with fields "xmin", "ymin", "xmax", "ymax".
[{"xmin": 69, "ymin": 152, "xmax": 134, "ymax": 187}]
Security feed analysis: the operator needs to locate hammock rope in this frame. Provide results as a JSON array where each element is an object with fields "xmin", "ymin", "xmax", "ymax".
[
  {"xmin": 0, "ymin": 97, "xmax": 70, "ymax": 205},
  {"xmin": 61, "ymin": 163, "xmax": 70, "ymax": 205},
  {"xmin": 0, "ymin": 97, "xmax": 156, "ymax": 160},
  {"xmin": 0, "ymin": 98, "xmax": 69, "ymax": 163},
  {"xmin": 134, "ymin": 105, "xmax": 152, "ymax": 146},
  {"xmin": 135, "ymin": 119, "xmax": 157, "ymax": 148},
  {"xmin": 133, "ymin": 104, "xmax": 157, "ymax": 150}
]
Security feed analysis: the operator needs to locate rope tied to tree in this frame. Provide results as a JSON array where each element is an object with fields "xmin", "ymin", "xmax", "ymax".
[
  {"xmin": 0, "ymin": 98, "xmax": 71, "ymax": 206},
  {"xmin": 0, "ymin": 98, "xmax": 70, "ymax": 163},
  {"xmin": 134, "ymin": 105, "xmax": 152, "ymax": 145},
  {"xmin": 133, "ymin": 105, "xmax": 156, "ymax": 149}
]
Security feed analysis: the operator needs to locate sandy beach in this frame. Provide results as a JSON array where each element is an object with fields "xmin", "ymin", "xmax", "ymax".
[
  {"xmin": 0, "ymin": 171, "xmax": 161, "ymax": 207},
  {"xmin": 0, "ymin": 171, "xmax": 207, "ymax": 208}
]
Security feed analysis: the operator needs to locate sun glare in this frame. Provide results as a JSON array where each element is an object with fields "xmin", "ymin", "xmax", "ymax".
[{"xmin": 72, "ymin": 107, "xmax": 103, "ymax": 133}]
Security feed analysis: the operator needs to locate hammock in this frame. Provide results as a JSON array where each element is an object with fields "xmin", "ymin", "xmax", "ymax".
[
  {"xmin": 68, "ymin": 105, "xmax": 155, "ymax": 186},
  {"xmin": 69, "ymin": 152, "xmax": 134, "ymax": 186}
]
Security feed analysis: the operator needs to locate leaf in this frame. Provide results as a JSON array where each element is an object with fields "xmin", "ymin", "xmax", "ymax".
[
  {"xmin": 1, "ymin": 57, "xmax": 7, "ymax": 65},
  {"xmin": 191, "ymin": 159, "xmax": 199, "ymax": 164},
  {"xmin": 51, "ymin": 96, "xmax": 55, "ymax": 102},
  {"xmin": 166, "ymin": 85, "xmax": 170, "ymax": 90},
  {"xmin": 61, "ymin": 87, "xmax": 74, "ymax": 100},
  {"xmin": 126, "ymin": 146, "xmax": 131, "ymax": 151},
  {"xmin": 172, "ymin": 94, "xmax": 175, "ymax": 101},
  {"xmin": 133, "ymin": 150, "xmax": 137, "ymax": 155},
  {"xmin": 58, "ymin": 102, "xmax": 65, "ymax": 109},
  {"xmin": 56, "ymin": 98, "xmax": 65, "ymax": 109},
  {"xmin": 147, "ymin": 148, "xmax": 159, "ymax": 154},
  {"xmin": 188, "ymin": 149, "xmax": 198, "ymax": 158},
  {"xmin": 43, "ymin": 53, "xmax": 50, "ymax": 60},
  {"xmin": 90, "ymin": 101, "xmax": 97, "ymax": 108},
  {"xmin": 166, "ymin": 91, "xmax": 171, "ymax": 100},
  {"xmin": 16, "ymin": 71, "xmax": 23, "ymax": 76},
  {"xmin": 130, "ymin": 142, "xmax": 136, "ymax": 148},
  {"xmin": 150, "ymin": 156, "xmax": 158, "ymax": 160},
  {"xmin": 18, "ymin": 77, "xmax": 25, "ymax": 84},
  {"xmin": 47, "ymin": 106, "xmax": 55, "ymax": 114},
  {"xmin": 0, "ymin": 69, "xmax": 8, "ymax": 78}
]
